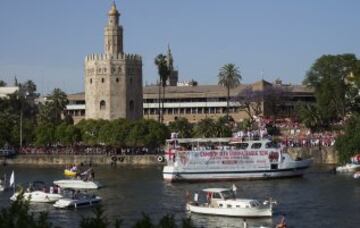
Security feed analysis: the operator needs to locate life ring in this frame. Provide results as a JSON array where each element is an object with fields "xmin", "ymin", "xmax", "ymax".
[
  {"xmin": 111, "ymin": 156, "xmax": 117, "ymax": 162},
  {"xmin": 157, "ymin": 156, "xmax": 164, "ymax": 162}
]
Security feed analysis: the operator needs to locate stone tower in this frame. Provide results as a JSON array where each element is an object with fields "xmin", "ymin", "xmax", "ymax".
[{"xmin": 85, "ymin": 2, "xmax": 143, "ymax": 120}]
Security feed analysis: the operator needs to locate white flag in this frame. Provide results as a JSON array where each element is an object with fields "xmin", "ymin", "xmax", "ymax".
[{"xmin": 9, "ymin": 170, "xmax": 15, "ymax": 187}]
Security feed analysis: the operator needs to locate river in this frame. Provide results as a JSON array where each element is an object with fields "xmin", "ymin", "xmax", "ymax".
[{"xmin": 0, "ymin": 165, "xmax": 359, "ymax": 228}]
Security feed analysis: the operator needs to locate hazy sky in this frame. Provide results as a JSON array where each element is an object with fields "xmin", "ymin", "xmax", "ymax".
[{"xmin": 1, "ymin": 0, "xmax": 359, "ymax": 94}]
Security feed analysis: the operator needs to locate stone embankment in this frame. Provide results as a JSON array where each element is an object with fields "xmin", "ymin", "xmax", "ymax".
[
  {"xmin": 1, "ymin": 154, "xmax": 165, "ymax": 166},
  {"xmin": 1, "ymin": 147, "xmax": 338, "ymax": 166}
]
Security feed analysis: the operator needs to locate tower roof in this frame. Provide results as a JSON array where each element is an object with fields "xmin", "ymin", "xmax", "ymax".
[{"xmin": 108, "ymin": 2, "xmax": 120, "ymax": 16}]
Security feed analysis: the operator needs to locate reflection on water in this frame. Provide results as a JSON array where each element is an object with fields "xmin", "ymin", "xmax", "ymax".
[{"xmin": 0, "ymin": 165, "xmax": 360, "ymax": 228}]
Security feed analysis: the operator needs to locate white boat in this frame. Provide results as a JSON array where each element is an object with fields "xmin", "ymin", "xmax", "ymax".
[
  {"xmin": 53, "ymin": 191, "xmax": 102, "ymax": 209},
  {"xmin": 10, "ymin": 181, "xmax": 63, "ymax": 203},
  {"xmin": 53, "ymin": 179, "xmax": 101, "ymax": 189},
  {"xmin": 186, "ymin": 188, "xmax": 274, "ymax": 217},
  {"xmin": 163, "ymin": 137, "xmax": 312, "ymax": 181},
  {"xmin": 336, "ymin": 154, "xmax": 360, "ymax": 173},
  {"xmin": 336, "ymin": 163, "xmax": 360, "ymax": 173}
]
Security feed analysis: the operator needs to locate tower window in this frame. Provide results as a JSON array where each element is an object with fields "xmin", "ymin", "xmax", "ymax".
[
  {"xmin": 90, "ymin": 78, "xmax": 92, "ymax": 84},
  {"xmin": 130, "ymin": 78, "xmax": 133, "ymax": 85},
  {"xmin": 102, "ymin": 78, "xmax": 105, "ymax": 83},
  {"xmin": 129, "ymin": 100, "xmax": 134, "ymax": 112},
  {"xmin": 100, "ymin": 100, "xmax": 106, "ymax": 110},
  {"xmin": 116, "ymin": 78, "xmax": 119, "ymax": 83},
  {"xmin": 103, "ymin": 68, "xmax": 107, "ymax": 73}
]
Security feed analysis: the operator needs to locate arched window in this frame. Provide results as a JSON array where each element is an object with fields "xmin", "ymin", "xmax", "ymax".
[
  {"xmin": 129, "ymin": 100, "xmax": 134, "ymax": 112},
  {"xmin": 101, "ymin": 78, "xmax": 105, "ymax": 83},
  {"xmin": 90, "ymin": 78, "xmax": 92, "ymax": 84},
  {"xmin": 116, "ymin": 78, "xmax": 119, "ymax": 83},
  {"xmin": 100, "ymin": 100, "xmax": 106, "ymax": 110}
]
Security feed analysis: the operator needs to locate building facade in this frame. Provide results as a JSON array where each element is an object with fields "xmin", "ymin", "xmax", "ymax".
[
  {"xmin": 84, "ymin": 3, "xmax": 143, "ymax": 120},
  {"xmin": 66, "ymin": 80, "xmax": 315, "ymax": 124}
]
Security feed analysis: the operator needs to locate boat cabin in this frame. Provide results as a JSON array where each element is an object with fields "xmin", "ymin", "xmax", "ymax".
[
  {"xmin": 166, "ymin": 138, "xmax": 281, "ymax": 151},
  {"xmin": 196, "ymin": 188, "xmax": 262, "ymax": 209}
]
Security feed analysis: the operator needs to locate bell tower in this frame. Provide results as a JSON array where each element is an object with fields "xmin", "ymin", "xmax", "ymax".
[{"xmin": 104, "ymin": 2, "xmax": 123, "ymax": 55}]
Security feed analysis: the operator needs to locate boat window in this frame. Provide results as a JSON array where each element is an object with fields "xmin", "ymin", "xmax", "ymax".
[
  {"xmin": 251, "ymin": 143, "xmax": 262, "ymax": 149},
  {"xmin": 236, "ymin": 205, "xmax": 240, "ymax": 208},
  {"xmin": 222, "ymin": 191, "xmax": 236, "ymax": 200},
  {"xmin": 212, "ymin": 193, "xmax": 222, "ymax": 199},
  {"xmin": 219, "ymin": 204, "xmax": 223, "ymax": 207},
  {"xmin": 227, "ymin": 204, "xmax": 232, "ymax": 208},
  {"xmin": 265, "ymin": 142, "xmax": 279, "ymax": 148},
  {"xmin": 235, "ymin": 143, "xmax": 249, "ymax": 150}
]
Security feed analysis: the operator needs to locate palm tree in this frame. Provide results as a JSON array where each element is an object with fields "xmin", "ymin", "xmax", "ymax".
[
  {"xmin": 154, "ymin": 54, "xmax": 170, "ymax": 123},
  {"xmin": 218, "ymin": 64, "xmax": 242, "ymax": 119}
]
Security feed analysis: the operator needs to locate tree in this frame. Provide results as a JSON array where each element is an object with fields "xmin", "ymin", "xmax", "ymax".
[
  {"xmin": 37, "ymin": 88, "xmax": 69, "ymax": 126},
  {"xmin": 214, "ymin": 116, "xmax": 233, "ymax": 137},
  {"xmin": 154, "ymin": 54, "xmax": 170, "ymax": 123},
  {"xmin": 193, "ymin": 118, "xmax": 217, "ymax": 138},
  {"xmin": 335, "ymin": 114, "xmax": 360, "ymax": 164},
  {"xmin": 296, "ymin": 103, "xmax": 325, "ymax": 132},
  {"xmin": 218, "ymin": 63, "xmax": 242, "ymax": 119},
  {"xmin": 0, "ymin": 80, "xmax": 7, "ymax": 86},
  {"xmin": 304, "ymin": 54, "xmax": 360, "ymax": 123},
  {"xmin": 0, "ymin": 193, "xmax": 52, "ymax": 228},
  {"xmin": 168, "ymin": 118, "xmax": 193, "ymax": 138},
  {"xmin": 47, "ymin": 88, "xmax": 69, "ymax": 124},
  {"xmin": 236, "ymin": 86, "xmax": 264, "ymax": 123},
  {"xmin": 34, "ymin": 122, "xmax": 56, "ymax": 146},
  {"xmin": 77, "ymin": 119, "xmax": 108, "ymax": 145}
]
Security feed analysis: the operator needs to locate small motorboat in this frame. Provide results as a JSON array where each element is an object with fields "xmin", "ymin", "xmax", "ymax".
[
  {"xmin": 53, "ymin": 179, "xmax": 101, "ymax": 189},
  {"xmin": 353, "ymin": 171, "xmax": 360, "ymax": 179},
  {"xmin": 53, "ymin": 190, "xmax": 102, "ymax": 209},
  {"xmin": 54, "ymin": 168, "xmax": 101, "ymax": 189},
  {"xmin": 337, "ymin": 154, "xmax": 360, "ymax": 173},
  {"xmin": 336, "ymin": 163, "xmax": 360, "ymax": 173},
  {"xmin": 186, "ymin": 188, "xmax": 275, "ymax": 217},
  {"xmin": 10, "ymin": 181, "xmax": 63, "ymax": 203}
]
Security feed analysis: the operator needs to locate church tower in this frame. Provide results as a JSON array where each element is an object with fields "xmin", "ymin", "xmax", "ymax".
[{"xmin": 84, "ymin": 2, "xmax": 143, "ymax": 120}]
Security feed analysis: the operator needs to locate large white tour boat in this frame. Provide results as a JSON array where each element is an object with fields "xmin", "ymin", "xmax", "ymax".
[{"xmin": 163, "ymin": 137, "xmax": 312, "ymax": 181}]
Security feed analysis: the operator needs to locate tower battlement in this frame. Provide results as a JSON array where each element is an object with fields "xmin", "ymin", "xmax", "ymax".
[{"xmin": 85, "ymin": 53, "xmax": 141, "ymax": 62}]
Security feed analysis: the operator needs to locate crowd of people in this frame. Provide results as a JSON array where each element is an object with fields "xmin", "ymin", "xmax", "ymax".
[{"xmin": 18, "ymin": 145, "xmax": 162, "ymax": 156}]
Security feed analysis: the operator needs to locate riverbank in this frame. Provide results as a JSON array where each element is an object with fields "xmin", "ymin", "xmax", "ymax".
[
  {"xmin": 0, "ymin": 147, "xmax": 338, "ymax": 166},
  {"xmin": 1, "ymin": 154, "xmax": 164, "ymax": 166}
]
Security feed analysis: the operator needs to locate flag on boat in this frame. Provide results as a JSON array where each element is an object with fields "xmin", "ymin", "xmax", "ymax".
[{"xmin": 9, "ymin": 170, "xmax": 15, "ymax": 187}]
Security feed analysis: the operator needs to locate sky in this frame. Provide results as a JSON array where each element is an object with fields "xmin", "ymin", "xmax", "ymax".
[{"xmin": 0, "ymin": 0, "xmax": 360, "ymax": 95}]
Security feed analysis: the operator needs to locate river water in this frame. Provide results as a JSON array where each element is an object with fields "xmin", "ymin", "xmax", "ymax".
[{"xmin": 0, "ymin": 165, "xmax": 359, "ymax": 228}]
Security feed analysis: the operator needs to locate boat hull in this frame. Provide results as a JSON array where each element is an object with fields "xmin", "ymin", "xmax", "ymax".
[
  {"xmin": 53, "ymin": 180, "xmax": 101, "ymax": 189},
  {"xmin": 53, "ymin": 196, "xmax": 102, "ymax": 209},
  {"xmin": 10, "ymin": 191, "xmax": 63, "ymax": 203},
  {"xmin": 186, "ymin": 203, "xmax": 272, "ymax": 217},
  {"xmin": 163, "ymin": 160, "xmax": 312, "ymax": 182}
]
